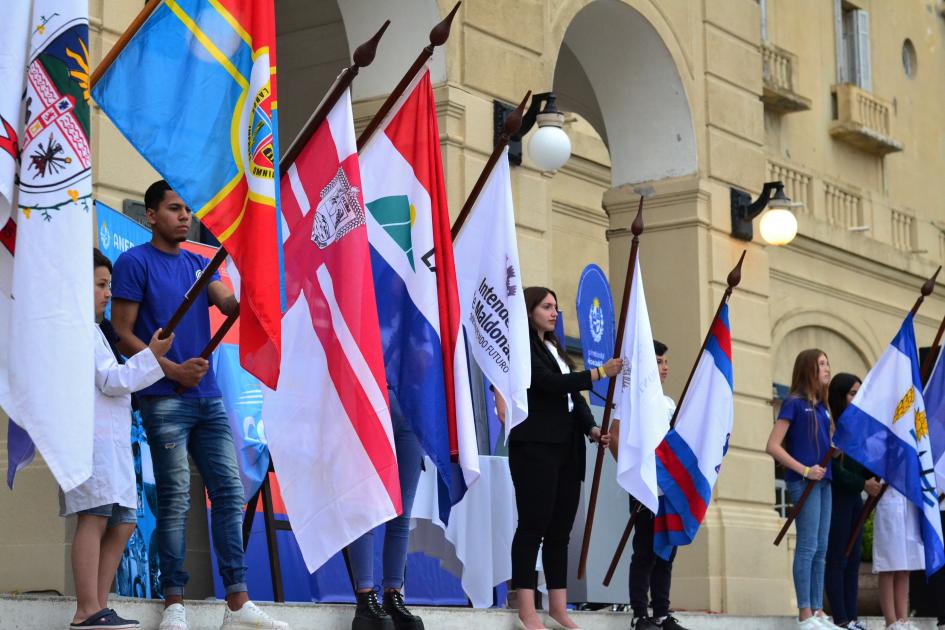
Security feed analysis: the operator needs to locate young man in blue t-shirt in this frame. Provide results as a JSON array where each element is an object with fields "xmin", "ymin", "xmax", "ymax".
[{"xmin": 111, "ymin": 180, "xmax": 288, "ymax": 630}]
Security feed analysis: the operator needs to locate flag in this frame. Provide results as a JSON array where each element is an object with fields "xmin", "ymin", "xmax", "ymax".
[
  {"xmin": 613, "ymin": 258, "xmax": 668, "ymax": 514},
  {"xmin": 653, "ymin": 305, "xmax": 734, "ymax": 560},
  {"xmin": 924, "ymin": 345, "xmax": 945, "ymax": 500},
  {"xmin": 0, "ymin": 1, "xmax": 95, "ymax": 492},
  {"xmin": 360, "ymin": 67, "xmax": 479, "ymax": 524},
  {"xmin": 835, "ymin": 314, "xmax": 945, "ymax": 576},
  {"xmin": 262, "ymin": 88, "xmax": 401, "ymax": 572},
  {"xmin": 91, "ymin": 0, "xmax": 283, "ymax": 388},
  {"xmin": 454, "ymin": 147, "xmax": 530, "ymax": 438}
]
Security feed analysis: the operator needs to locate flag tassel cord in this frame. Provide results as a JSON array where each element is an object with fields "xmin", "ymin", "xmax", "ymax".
[
  {"xmin": 450, "ymin": 91, "xmax": 530, "ymax": 241},
  {"xmin": 598, "ymin": 249, "xmax": 747, "ymax": 582},
  {"xmin": 839, "ymin": 265, "xmax": 942, "ymax": 555},
  {"xmin": 356, "ymin": 2, "xmax": 461, "ymax": 151},
  {"xmin": 577, "ymin": 195, "xmax": 646, "ymax": 580}
]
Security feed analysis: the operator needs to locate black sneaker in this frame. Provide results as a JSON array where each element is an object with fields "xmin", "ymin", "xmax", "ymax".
[
  {"xmin": 107, "ymin": 610, "xmax": 140, "ymax": 628},
  {"xmin": 382, "ymin": 590, "xmax": 424, "ymax": 630},
  {"xmin": 631, "ymin": 617, "xmax": 660, "ymax": 630},
  {"xmin": 352, "ymin": 590, "xmax": 395, "ymax": 630},
  {"xmin": 69, "ymin": 608, "xmax": 139, "ymax": 629},
  {"xmin": 656, "ymin": 615, "xmax": 689, "ymax": 630}
]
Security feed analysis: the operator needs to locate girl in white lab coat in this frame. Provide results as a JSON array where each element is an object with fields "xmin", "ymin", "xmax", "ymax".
[
  {"xmin": 873, "ymin": 484, "xmax": 924, "ymax": 629},
  {"xmin": 62, "ymin": 249, "xmax": 173, "ymax": 630}
]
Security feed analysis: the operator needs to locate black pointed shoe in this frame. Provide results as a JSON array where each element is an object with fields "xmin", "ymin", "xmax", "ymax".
[
  {"xmin": 382, "ymin": 590, "xmax": 424, "ymax": 630},
  {"xmin": 352, "ymin": 590, "xmax": 395, "ymax": 630}
]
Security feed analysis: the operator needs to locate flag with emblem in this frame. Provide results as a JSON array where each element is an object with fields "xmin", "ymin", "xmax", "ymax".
[
  {"xmin": 653, "ymin": 305, "xmax": 734, "ymax": 560},
  {"xmin": 91, "ymin": 0, "xmax": 283, "ymax": 388},
  {"xmin": 0, "ymin": 0, "xmax": 95, "ymax": 492},
  {"xmin": 262, "ymin": 88, "xmax": 401, "ymax": 571},
  {"xmin": 360, "ymin": 66, "xmax": 479, "ymax": 524},
  {"xmin": 835, "ymin": 313, "xmax": 945, "ymax": 576}
]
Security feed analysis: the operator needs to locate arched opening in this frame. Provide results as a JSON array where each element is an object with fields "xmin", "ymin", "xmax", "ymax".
[
  {"xmin": 773, "ymin": 325, "xmax": 872, "ymax": 388},
  {"xmin": 553, "ymin": 0, "xmax": 697, "ymax": 186}
]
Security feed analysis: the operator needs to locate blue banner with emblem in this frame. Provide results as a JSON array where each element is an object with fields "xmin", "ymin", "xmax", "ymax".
[{"xmin": 576, "ymin": 264, "xmax": 616, "ymax": 406}]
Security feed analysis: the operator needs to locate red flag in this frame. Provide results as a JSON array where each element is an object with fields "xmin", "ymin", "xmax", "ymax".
[{"xmin": 262, "ymin": 89, "xmax": 401, "ymax": 571}]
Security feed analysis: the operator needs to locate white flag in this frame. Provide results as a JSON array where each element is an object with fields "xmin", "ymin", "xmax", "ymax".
[
  {"xmin": 614, "ymin": 258, "xmax": 668, "ymax": 513},
  {"xmin": 0, "ymin": 2, "xmax": 29, "ymax": 227},
  {"xmin": 0, "ymin": 1, "xmax": 95, "ymax": 492},
  {"xmin": 455, "ymin": 148, "xmax": 530, "ymax": 437}
]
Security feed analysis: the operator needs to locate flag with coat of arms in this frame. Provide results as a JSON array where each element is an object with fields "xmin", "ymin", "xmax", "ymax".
[
  {"xmin": 360, "ymin": 66, "xmax": 479, "ymax": 524},
  {"xmin": 653, "ymin": 305, "xmax": 734, "ymax": 560},
  {"xmin": 91, "ymin": 0, "xmax": 283, "ymax": 389},
  {"xmin": 262, "ymin": 87, "xmax": 402, "ymax": 572},
  {"xmin": 834, "ymin": 313, "xmax": 945, "ymax": 576},
  {"xmin": 0, "ymin": 0, "xmax": 95, "ymax": 492}
]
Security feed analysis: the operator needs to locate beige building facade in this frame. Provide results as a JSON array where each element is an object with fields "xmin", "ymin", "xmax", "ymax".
[{"xmin": 3, "ymin": 0, "xmax": 945, "ymax": 616}]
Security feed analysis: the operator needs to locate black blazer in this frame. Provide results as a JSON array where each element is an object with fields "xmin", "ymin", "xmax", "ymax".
[{"xmin": 509, "ymin": 330, "xmax": 598, "ymax": 446}]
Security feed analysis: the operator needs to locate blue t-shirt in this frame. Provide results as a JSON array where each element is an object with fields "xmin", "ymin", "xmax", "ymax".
[
  {"xmin": 111, "ymin": 243, "xmax": 222, "ymax": 398},
  {"xmin": 779, "ymin": 396, "xmax": 833, "ymax": 483}
]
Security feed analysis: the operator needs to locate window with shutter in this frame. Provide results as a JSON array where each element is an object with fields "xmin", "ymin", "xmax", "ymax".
[
  {"xmin": 853, "ymin": 9, "xmax": 872, "ymax": 91},
  {"xmin": 835, "ymin": 2, "xmax": 872, "ymax": 91}
]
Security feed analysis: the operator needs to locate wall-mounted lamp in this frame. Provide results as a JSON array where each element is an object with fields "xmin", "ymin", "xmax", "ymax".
[
  {"xmin": 494, "ymin": 92, "xmax": 572, "ymax": 171},
  {"xmin": 730, "ymin": 181, "xmax": 801, "ymax": 245}
]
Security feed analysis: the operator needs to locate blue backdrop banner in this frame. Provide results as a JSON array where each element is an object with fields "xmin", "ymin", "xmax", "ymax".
[{"xmin": 575, "ymin": 264, "xmax": 616, "ymax": 406}]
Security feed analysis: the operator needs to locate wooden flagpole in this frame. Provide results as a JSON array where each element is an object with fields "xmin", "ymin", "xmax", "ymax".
[
  {"xmin": 842, "ymin": 265, "xmax": 941, "ymax": 556},
  {"xmin": 601, "ymin": 250, "xmax": 747, "ymax": 585},
  {"xmin": 450, "ymin": 91, "xmax": 530, "ymax": 240},
  {"xmin": 89, "ymin": 0, "xmax": 162, "ymax": 90},
  {"xmin": 576, "ymin": 196, "xmax": 646, "ymax": 580},
  {"xmin": 356, "ymin": 2, "xmax": 461, "ymax": 151},
  {"xmin": 773, "ymin": 447, "xmax": 836, "ymax": 546}
]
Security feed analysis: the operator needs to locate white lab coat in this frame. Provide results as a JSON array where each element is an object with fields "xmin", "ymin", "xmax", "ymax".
[
  {"xmin": 872, "ymin": 485, "xmax": 925, "ymax": 572},
  {"xmin": 61, "ymin": 325, "xmax": 163, "ymax": 516}
]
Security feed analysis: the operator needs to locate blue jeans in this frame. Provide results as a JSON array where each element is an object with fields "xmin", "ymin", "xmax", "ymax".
[
  {"xmin": 347, "ymin": 409, "xmax": 424, "ymax": 590},
  {"xmin": 787, "ymin": 479, "xmax": 832, "ymax": 610},
  {"xmin": 140, "ymin": 396, "xmax": 247, "ymax": 597}
]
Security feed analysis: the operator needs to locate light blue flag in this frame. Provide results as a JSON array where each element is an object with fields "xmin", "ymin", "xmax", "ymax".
[
  {"xmin": 923, "ymin": 344, "xmax": 945, "ymax": 501},
  {"xmin": 835, "ymin": 314, "xmax": 945, "ymax": 575}
]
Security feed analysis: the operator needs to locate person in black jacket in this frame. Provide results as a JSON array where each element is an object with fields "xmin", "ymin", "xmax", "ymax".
[
  {"xmin": 825, "ymin": 372, "xmax": 880, "ymax": 630},
  {"xmin": 511, "ymin": 286, "xmax": 621, "ymax": 630}
]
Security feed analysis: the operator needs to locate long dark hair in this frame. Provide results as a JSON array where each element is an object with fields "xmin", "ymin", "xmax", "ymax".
[
  {"xmin": 828, "ymin": 372, "xmax": 861, "ymax": 424},
  {"xmin": 524, "ymin": 286, "xmax": 575, "ymax": 370},
  {"xmin": 790, "ymin": 348, "xmax": 829, "ymax": 403}
]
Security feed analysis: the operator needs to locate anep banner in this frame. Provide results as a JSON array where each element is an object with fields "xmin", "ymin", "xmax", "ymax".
[{"xmin": 576, "ymin": 264, "xmax": 616, "ymax": 406}]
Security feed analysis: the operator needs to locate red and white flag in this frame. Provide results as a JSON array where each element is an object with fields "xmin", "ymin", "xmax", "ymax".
[{"xmin": 262, "ymin": 88, "xmax": 401, "ymax": 572}]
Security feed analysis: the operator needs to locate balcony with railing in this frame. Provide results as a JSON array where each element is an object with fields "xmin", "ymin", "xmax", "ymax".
[
  {"xmin": 830, "ymin": 84, "xmax": 903, "ymax": 156},
  {"xmin": 761, "ymin": 43, "xmax": 811, "ymax": 113},
  {"xmin": 891, "ymin": 209, "xmax": 917, "ymax": 252}
]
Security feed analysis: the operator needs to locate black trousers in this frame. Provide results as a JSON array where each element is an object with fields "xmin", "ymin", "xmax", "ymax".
[
  {"xmin": 508, "ymin": 441, "xmax": 583, "ymax": 590},
  {"xmin": 824, "ymin": 489, "xmax": 862, "ymax": 625},
  {"xmin": 629, "ymin": 499, "xmax": 677, "ymax": 618}
]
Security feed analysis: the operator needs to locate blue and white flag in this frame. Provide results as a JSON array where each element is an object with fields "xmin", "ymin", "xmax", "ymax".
[
  {"xmin": 835, "ymin": 314, "xmax": 945, "ymax": 576},
  {"xmin": 923, "ymin": 345, "xmax": 945, "ymax": 501}
]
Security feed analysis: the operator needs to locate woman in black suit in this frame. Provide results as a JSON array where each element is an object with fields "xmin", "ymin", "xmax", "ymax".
[{"xmin": 512, "ymin": 286, "xmax": 622, "ymax": 630}]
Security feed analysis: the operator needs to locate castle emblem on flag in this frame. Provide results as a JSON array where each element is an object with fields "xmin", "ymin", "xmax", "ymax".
[{"xmin": 312, "ymin": 168, "xmax": 363, "ymax": 249}]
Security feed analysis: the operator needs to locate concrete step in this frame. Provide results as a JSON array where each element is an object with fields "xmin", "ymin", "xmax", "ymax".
[{"xmin": 0, "ymin": 594, "xmax": 939, "ymax": 630}]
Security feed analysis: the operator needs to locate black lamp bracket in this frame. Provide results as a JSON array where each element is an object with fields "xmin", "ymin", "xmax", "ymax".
[
  {"xmin": 494, "ymin": 92, "xmax": 556, "ymax": 166},
  {"xmin": 730, "ymin": 180, "xmax": 785, "ymax": 241}
]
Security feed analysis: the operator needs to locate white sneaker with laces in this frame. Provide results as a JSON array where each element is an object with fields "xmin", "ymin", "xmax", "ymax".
[
  {"xmin": 158, "ymin": 604, "xmax": 188, "ymax": 630},
  {"xmin": 812, "ymin": 614, "xmax": 844, "ymax": 629},
  {"xmin": 797, "ymin": 618, "xmax": 822, "ymax": 630},
  {"xmin": 220, "ymin": 601, "xmax": 289, "ymax": 630}
]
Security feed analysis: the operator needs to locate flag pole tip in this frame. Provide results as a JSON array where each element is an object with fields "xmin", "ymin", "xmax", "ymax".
[
  {"xmin": 727, "ymin": 250, "xmax": 747, "ymax": 289},
  {"xmin": 502, "ymin": 91, "xmax": 531, "ymax": 138},
  {"xmin": 353, "ymin": 20, "xmax": 391, "ymax": 68},
  {"xmin": 430, "ymin": 2, "xmax": 462, "ymax": 47},
  {"xmin": 923, "ymin": 265, "xmax": 942, "ymax": 296},
  {"xmin": 630, "ymin": 196, "xmax": 645, "ymax": 237}
]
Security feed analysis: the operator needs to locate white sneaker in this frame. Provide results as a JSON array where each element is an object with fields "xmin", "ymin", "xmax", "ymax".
[
  {"xmin": 798, "ymin": 618, "xmax": 822, "ymax": 630},
  {"xmin": 220, "ymin": 601, "xmax": 289, "ymax": 630},
  {"xmin": 159, "ymin": 604, "xmax": 188, "ymax": 630},
  {"xmin": 812, "ymin": 614, "xmax": 844, "ymax": 629}
]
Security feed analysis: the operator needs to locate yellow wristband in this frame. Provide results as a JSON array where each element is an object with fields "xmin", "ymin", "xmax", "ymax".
[
  {"xmin": 803, "ymin": 466, "xmax": 810, "ymax": 479},
  {"xmin": 598, "ymin": 366, "xmax": 606, "ymax": 379}
]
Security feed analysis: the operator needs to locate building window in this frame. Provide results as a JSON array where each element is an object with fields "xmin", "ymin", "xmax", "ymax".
[
  {"xmin": 834, "ymin": 1, "xmax": 872, "ymax": 91},
  {"xmin": 759, "ymin": 0, "xmax": 768, "ymax": 42},
  {"xmin": 902, "ymin": 38, "xmax": 917, "ymax": 78}
]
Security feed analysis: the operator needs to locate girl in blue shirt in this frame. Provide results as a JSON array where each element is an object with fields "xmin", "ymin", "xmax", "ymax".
[{"xmin": 766, "ymin": 349, "xmax": 842, "ymax": 629}]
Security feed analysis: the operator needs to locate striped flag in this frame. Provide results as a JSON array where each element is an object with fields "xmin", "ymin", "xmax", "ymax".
[
  {"xmin": 922, "ymin": 342, "xmax": 945, "ymax": 503},
  {"xmin": 91, "ymin": 0, "xmax": 283, "ymax": 388},
  {"xmin": 261, "ymin": 88, "xmax": 401, "ymax": 572},
  {"xmin": 654, "ymin": 305, "xmax": 734, "ymax": 560},
  {"xmin": 361, "ymin": 67, "xmax": 479, "ymax": 524},
  {"xmin": 835, "ymin": 314, "xmax": 945, "ymax": 576}
]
